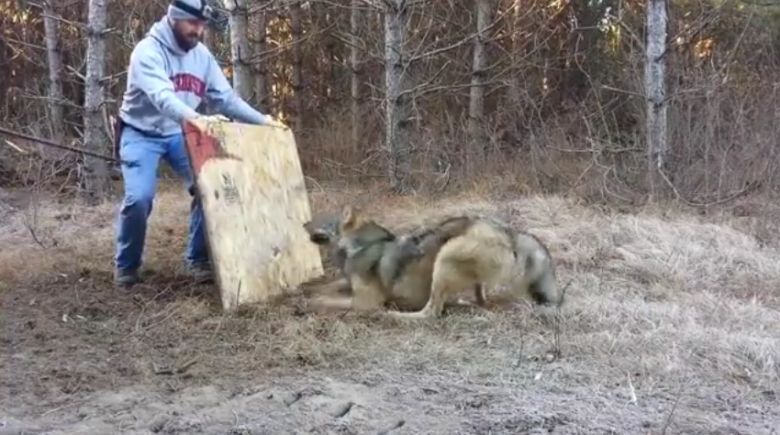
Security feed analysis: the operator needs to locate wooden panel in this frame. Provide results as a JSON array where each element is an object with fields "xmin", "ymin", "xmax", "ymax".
[{"xmin": 183, "ymin": 119, "xmax": 323, "ymax": 311}]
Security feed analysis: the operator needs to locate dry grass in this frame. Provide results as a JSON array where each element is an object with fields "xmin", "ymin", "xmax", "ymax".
[{"xmin": 1, "ymin": 179, "xmax": 778, "ymax": 434}]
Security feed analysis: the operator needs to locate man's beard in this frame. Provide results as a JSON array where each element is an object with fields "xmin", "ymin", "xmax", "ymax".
[{"xmin": 172, "ymin": 27, "xmax": 200, "ymax": 52}]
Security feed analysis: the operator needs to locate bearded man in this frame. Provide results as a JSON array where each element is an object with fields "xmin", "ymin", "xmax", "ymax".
[{"xmin": 113, "ymin": 0, "xmax": 284, "ymax": 287}]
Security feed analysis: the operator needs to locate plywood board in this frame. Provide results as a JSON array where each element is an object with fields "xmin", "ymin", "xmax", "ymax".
[{"xmin": 182, "ymin": 119, "xmax": 324, "ymax": 311}]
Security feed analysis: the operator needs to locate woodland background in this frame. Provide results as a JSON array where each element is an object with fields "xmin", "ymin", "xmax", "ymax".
[
  {"xmin": 2, "ymin": 3, "xmax": 780, "ymax": 432},
  {"xmin": 1, "ymin": 0, "xmax": 779, "ymax": 205}
]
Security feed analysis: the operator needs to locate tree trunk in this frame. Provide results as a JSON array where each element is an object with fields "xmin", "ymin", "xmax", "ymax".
[
  {"xmin": 202, "ymin": 24, "xmax": 212, "ymax": 48},
  {"xmin": 43, "ymin": 0, "xmax": 65, "ymax": 145},
  {"xmin": 384, "ymin": 0, "xmax": 411, "ymax": 193},
  {"xmin": 0, "ymin": 39, "xmax": 7, "ymax": 111},
  {"xmin": 253, "ymin": 11, "xmax": 269, "ymax": 111},
  {"xmin": 290, "ymin": 1, "xmax": 304, "ymax": 132},
  {"xmin": 349, "ymin": 0, "xmax": 360, "ymax": 153},
  {"xmin": 645, "ymin": 0, "xmax": 668, "ymax": 197},
  {"xmin": 504, "ymin": 0, "xmax": 527, "ymax": 145},
  {"xmin": 468, "ymin": 0, "xmax": 491, "ymax": 170},
  {"xmin": 82, "ymin": 0, "xmax": 110, "ymax": 203},
  {"xmin": 507, "ymin": 0, "xmax": 522, "ymax": 106},
  {"xmin": 225, "ymin": 0, "xmax": 252, "ymax": 100}
]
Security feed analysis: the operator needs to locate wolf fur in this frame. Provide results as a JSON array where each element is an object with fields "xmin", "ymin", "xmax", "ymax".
[
  {"xmin": 303, "ymin": 206, "xmax": 562, "ymax": 317},
  {"xmin": 302, "ymin": 207, "xmax": 473, "ymax": 312},
  {"xmin": 388, "ymin": 213, "xmax": 563, "ymax": 319},
  {"xmin": 302, "ymin": 215, "xmax": 351, "ymax": 297},
  {"xmin": 302, "ymin": 211, "xmax": 424, "ymax": 298}
]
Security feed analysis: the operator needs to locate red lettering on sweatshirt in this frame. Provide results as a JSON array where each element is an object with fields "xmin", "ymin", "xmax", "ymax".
[{"xmin": 170, "ymin": 73, "xmax": 205, "ymax": 97}]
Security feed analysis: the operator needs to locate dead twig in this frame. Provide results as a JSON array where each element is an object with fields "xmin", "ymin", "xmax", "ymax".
[
  {"xmin": 331, "ymin": 401, "xmax": 354, "ymax": 418},
  {"xmin": 658, "ymin": 169, "xmax": 760, "ymax": 208},
  {"xmin": 176, "ymin": 357, "xmax": 199, "ymax": 374},
  {"xmin": 25, "ymin": 222, "xmax": 48, "ymax": 249},
  {"xmin": 627, "ymin": 372, "xmax": 638, "ymax": 405},
  {"xmin": 0, "ymin": 126, "xmax": 133, "ymax": 167},
  {"xmin": 551, "ymin": 278, "xmax": 573, "ymax": 359},
  {"xmin": 377, "ymin": 419, "xmax": 406, "ymax": 435},
  {"xmin": 284, "ymin": 391, "xmax": 303, "ymax": 406},
  {"xmin": 660, "ymin": 382, "xmax": 686, "ymax": 435}
]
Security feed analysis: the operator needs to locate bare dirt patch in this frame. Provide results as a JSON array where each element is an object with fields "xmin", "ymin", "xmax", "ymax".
[{"xmin": 1, "ymin": 181, "xmax": 778, "ymax": 434}]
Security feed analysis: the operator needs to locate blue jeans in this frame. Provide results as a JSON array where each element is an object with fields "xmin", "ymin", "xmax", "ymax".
[{"xmin": 114, "ymin": 125, "xmax": 208, "ymax": 272}]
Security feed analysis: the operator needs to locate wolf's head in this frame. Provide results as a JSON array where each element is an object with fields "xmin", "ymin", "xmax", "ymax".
[
  {"xmin": 338, "ymin": 205, "xmax": 368, "ymax": 234},
  {"xmin": 303, "ymin": 206, "xmax": 382, "ymax": 245},
  {"xmin": 338, "ymin": 206, "xmax": 396, "ymax": 249},
  {"xmin": 394, "ymin": 234, "xmax": 425, "ymax": 261},
  {"xmin": 303, "ymin": 213, "xmax": 346, "ymax": 270},
  {"xmin": 303, "ymin": 214, "xmax": 341, "ymax": 246}
]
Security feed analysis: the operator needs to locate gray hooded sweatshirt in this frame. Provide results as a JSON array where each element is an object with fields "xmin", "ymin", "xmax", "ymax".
[{"xmin": 119, "ymin": 17, "xmax": 268, "ymax": 137}]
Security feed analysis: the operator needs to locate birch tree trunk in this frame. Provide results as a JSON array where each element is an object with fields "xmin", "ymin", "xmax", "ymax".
[
  {"xmin": 645, "ymin": 0, "xmax": 668, "ymax": 196},
  {"xmin": 225, "ymin": 0, "xmax": 252, "ymax": 99},
  {"xmin": 384, "ymin": 0, "xmax": 411, "ymax": 193},
  {"xmin": 290, "ymin": 1, "xmax": 304, "ymax": 132},
  {"xmin": 349, "ymin": 0, "xmax": 360, "ymax": 152},
  {"xmin": 468, "ymin": 0, "xmax": 491, "ymax": 169},
  {"xmin": 43, "ymin": 0, "xmax": 65, "ymax": 145},
  {"xmin": 82, "ymin": 0, "xmax": 110, "ymax": 203},
  {"xmin": 254, "ymin": 11, "xmax": 269, "ymax": 110}
]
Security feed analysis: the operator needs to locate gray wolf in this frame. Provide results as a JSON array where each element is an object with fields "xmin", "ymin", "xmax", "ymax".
[
  {"xmin": 114, "ymin": 0, "xmax": 285, "ymax": 286},
  {"xmin": 302, "ymin": 208, "xmax": 429, "ymax": 311},
  {"xmin": 303, "ymin": 206, "xmax": 466, "ymax": 312}
]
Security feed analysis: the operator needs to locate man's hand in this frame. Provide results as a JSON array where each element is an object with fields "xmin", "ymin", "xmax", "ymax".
[{"xmin": 264, "ymin": 116, "xmax": 288, "ymax": 130}]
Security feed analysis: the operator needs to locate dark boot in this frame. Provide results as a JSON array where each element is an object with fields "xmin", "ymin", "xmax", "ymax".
[{"xmin": 114, "ymin": 267, "xmax": 141, "ymax": 287}]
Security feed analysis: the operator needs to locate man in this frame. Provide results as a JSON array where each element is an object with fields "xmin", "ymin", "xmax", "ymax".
[{"xmin": 114, "ymin": 0, "xmax": 284, "ymax": 286}]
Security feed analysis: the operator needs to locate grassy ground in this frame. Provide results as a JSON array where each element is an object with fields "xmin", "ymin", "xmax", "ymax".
[{"xmin": 1, "ymin": 180, "xmax": 778, "ymax": 434}]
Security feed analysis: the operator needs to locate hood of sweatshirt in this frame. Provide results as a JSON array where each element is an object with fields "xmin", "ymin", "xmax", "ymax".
[
  {"xmin": 147, "ymin": 17, "xmax": 189, "ymax": 57},
  {"xmin": 118, "ymin": 15, "xmax": 267, "ymax": 137}
]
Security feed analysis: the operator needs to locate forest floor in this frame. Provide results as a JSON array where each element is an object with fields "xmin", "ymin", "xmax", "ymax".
[{"xmin": 1, "ymin": 180, "xmax": 779, "ymax": 434}]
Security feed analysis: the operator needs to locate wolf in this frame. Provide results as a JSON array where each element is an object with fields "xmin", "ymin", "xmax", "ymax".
[
  {"xmin": 302, "ymin": 206, "xmax": 475, "ymax": 312},
  {"xmin": 386, "ymin": 211, "xmax": 563, "ymax": 319},
  {"xmin": 303, "ymin": 206, "xmax": 562, "ymax": 318},
  {"xmin": 302, "ymin": 210, "xmax": 424, "ymax": 306}
]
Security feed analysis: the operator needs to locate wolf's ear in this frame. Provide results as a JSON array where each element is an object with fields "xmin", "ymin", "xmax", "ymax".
[{"xmin": 341, "ymin": 205, "xmax": 359, "ymax": 229}]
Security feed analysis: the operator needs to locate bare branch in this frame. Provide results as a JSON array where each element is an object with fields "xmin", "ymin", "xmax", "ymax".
[{"xmin": 409, "ymin": 6, "xmax": 511, "ymax": 63}]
